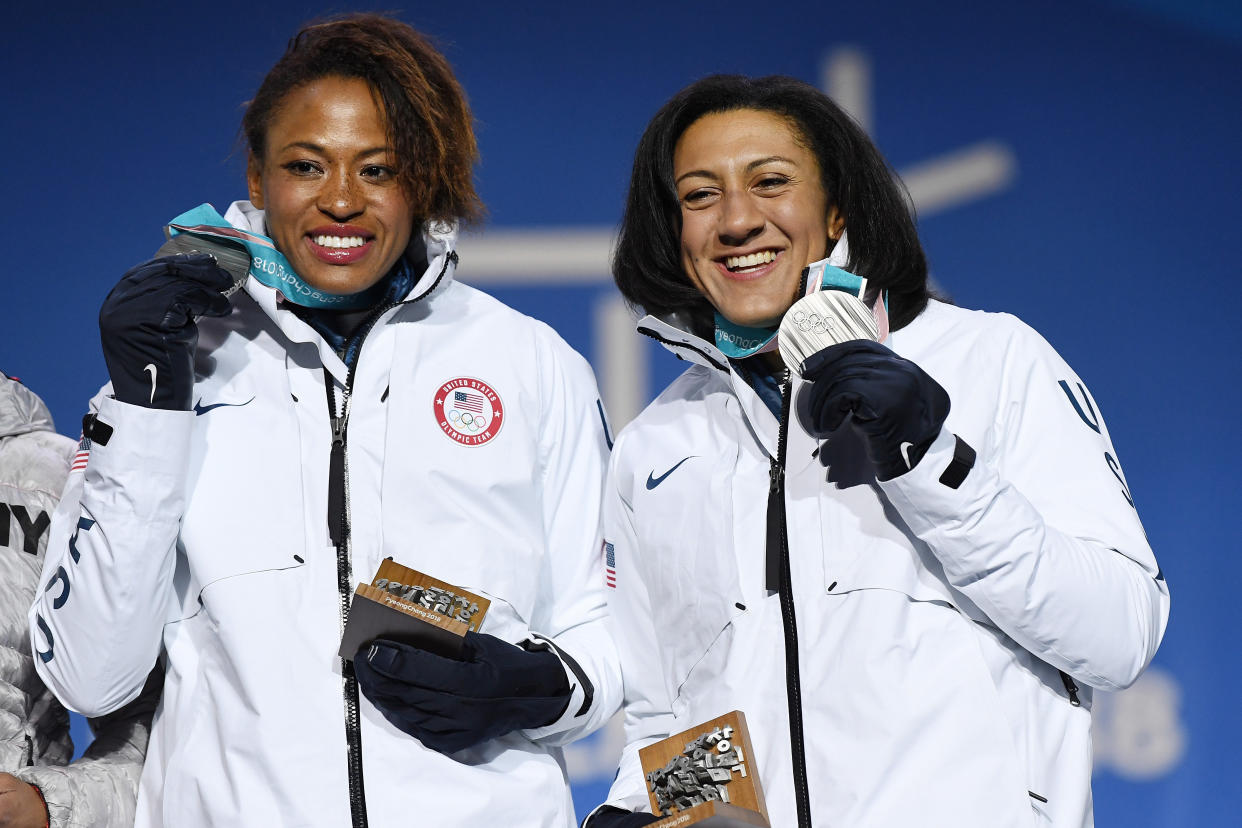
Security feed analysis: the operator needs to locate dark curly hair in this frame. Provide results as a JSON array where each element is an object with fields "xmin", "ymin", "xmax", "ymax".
[
  {"xmin": 614, "ymin": 74, "xmax": 930, "ymax": 337},
  {"xmin": 242, "ymin": 13, "xmax": 483, "ymax": 226}
]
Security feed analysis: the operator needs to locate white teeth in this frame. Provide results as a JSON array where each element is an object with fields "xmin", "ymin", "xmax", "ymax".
[
  {"xmin": 725, "ymin": 250, "xmax": 777, "ymax": 271},
  {"xmin": 313, "ymin": 235, "xmax": 367, "ymax": 249}
]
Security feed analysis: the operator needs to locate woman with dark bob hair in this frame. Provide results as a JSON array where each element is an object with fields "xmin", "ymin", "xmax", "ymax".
[
  {"xmin": 614, "ymin": 74, "xmax": 930, "ymax": 336},
  {"xmin": 32, "ymin": 14, "xmax": 619, "ymax": 827},
  {"xmin": 586, "ymin": 75, "xmax": 1167, "ymax": 828}
]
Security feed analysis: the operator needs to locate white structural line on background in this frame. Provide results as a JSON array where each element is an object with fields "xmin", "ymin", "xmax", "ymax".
[
  {"xmin": 457, "ymin": 227, "xmax": 615, "ymax": 281},
  {"xmin": 901, "ymin": 141, "xmax": 1016, "ymax": 215},
  {"xmin": 822, "ymin": 46, "xmax": 873, "ymax": 134},
  {"xmin": 594, "ymin": 295, "xmax": 649, "ymax": 434},
  {"xmin": 456, "ymin": 47, "xmax": 1018, "ymax": 428},
  {"xmin": 819, "ymin": 47, "xmax": 1017, "ymax": 214}
]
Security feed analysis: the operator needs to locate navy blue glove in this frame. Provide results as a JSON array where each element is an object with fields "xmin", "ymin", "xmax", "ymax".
[
  {"xmin": 99, "ymin": 254, "xmax": 233, "ymax": 410},
  {"xmin": 796, "ymin": 339, "xmax": 950, "ymax": 481},
  {"xmin": 354, "ymin": 631, "xmax": 572, "ymax": 754},
  {"xmin": 586, "ymin": 806, "xmax": 659, "ymax": 827}
]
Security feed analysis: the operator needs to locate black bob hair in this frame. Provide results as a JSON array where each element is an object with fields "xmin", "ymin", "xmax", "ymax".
[{"xmin": 612, "ymin": 74, "xmax": 931, "ymax": 338}]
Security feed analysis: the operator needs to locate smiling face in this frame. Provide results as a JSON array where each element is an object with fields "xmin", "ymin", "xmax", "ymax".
[
  {"xmin": 674, "ymin": 108, "xmax": 843, "ymax": 329},
  {"xmin": 247, "ymin": 75, "xmax": 417, "ymax": 296}
]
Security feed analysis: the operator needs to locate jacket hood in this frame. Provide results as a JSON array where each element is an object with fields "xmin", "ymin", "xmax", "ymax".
[{"xmin": 0, "ymin": 374, "xmax": 56, "ymax": 439}]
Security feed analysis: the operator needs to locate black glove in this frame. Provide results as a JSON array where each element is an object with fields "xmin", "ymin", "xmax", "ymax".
[
  {"xmin": 99, "ymin": 254, "xmax": 234, "ymax": 410},
  {"xmin": 354, "ymin": 631, "xmax": 572, "ymax": 754},
  {"xmin": 586, "ymin": 806, "xmax": 659, "ymax": 827},
  {"xmin": 796, "ymin": 339, "xmax": 950, "ymax": 481}
]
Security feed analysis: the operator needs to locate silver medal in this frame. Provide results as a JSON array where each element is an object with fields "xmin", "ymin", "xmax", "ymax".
[
  {"xmin": 778, "ymin": 290, "xmax": 879, "ymax": 376},
  {"xmin": 155, "ymin": 233, "xmax": 252, "ymax": 298}
]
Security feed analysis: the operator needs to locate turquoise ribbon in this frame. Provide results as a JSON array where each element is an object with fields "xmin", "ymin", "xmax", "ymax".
[
  {"xmin": 165, "ymin": 203, "xmax": 389, "ymax": 311},
  {"xmin": 714, "ymin": 263, "xmax": 869, "ymax": 359}
]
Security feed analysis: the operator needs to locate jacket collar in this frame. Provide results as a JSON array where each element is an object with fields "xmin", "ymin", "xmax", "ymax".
[
  {"xmin": 223, "ymin": 201, "xmax": 459, "ymax": 383},
  {"xmin": 636, "ymin": 314, "xmax": 786, "ymax": 456},
  {"xmin": 635, "ymin": 315, "xmax": 729, "ymax": 373}
]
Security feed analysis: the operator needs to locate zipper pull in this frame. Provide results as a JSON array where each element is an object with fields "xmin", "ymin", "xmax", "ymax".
[
  {"xmin": 769, "ymin": 460, "xmax": 784, "ymax": 493},
  {"xmin": 1060, "ymin": 670, "xmax": 1082, "ymax": 707},
  {"xmin": 771, "ymin": 368, "xmax": 791, "ymax": 494},
  {"xmin": 325, "ymin": 375, "xmax": 349, "ymax": 550}
]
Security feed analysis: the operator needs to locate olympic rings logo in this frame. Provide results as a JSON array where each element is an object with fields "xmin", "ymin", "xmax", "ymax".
[{"xmin": 790, "ymin": 310, "xmax": 841, "ymax": 337}]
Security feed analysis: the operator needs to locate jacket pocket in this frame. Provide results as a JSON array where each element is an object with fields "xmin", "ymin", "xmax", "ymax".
[
  {"xmin": 644, "ymin": 547, "xmax": 740, "ymax": 710},
  {"xmin": 166, "ymin": 537, "xmax": 308, "ymax": 624},
  {"xmin": 817, "ymin": 477, "xmax": 975, "ymax": 612},
  {"xmin": 1029, "ymin": 791, "xmax": 1052, "ymax": 825},
  {"xmin": 633, "ymin": 447, "xmax": 744, "ymax": 710},
  {"xmin": 178, "ymin": 372, "xmax": 308, "ymax": 606}
]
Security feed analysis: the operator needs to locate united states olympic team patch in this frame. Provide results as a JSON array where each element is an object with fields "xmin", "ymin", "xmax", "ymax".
[{"xmin": 434, "ymin": 378, "xmax": 504, "ymax": 446}]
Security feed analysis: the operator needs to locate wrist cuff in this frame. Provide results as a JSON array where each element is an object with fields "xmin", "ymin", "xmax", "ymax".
[
  {"xmin": 938, "ymin": 434, "xmax": 977, "ymax": 489},
  {"xmin": 30, "ymin": 782, "xmax": 51, "ymax": 828}
]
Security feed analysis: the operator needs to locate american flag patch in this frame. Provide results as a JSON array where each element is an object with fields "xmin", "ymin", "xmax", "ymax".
[
  {"xmin": 453, "ymin": 391, "xmax": 485, "ymax": 413},
  {"xmin": 71, "ymin": 434, "xmax": 91, "ymax": 473},
  {"xmin": 604, "ymin": 541, "xmax": 616, "ymax": 588}
]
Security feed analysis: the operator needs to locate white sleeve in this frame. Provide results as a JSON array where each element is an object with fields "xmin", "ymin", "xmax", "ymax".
[
  {"xmin": 520, "ymin": 333, "xmax": 623, "ymax": 746},
  {"xmin": 585, "ymin": 437, "xmax": 672, "ymax": 822},
  {"xmin": 880, "ymin": 321, "xmax": 1168, "ymax": 691},
  {"xmin": 30, "ymin": 392, "xmax": 191, "ymax": 716}
]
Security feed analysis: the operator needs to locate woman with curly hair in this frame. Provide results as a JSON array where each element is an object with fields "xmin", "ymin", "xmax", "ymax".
[{"xmin": 33, "ymin": 15, "xmax": 619, "ymax": 827}]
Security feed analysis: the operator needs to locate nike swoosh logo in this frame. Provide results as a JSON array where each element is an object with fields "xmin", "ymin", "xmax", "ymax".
[
  {"xmin": 899, "ymin": 441, "xmax": 915, "ymax": 470},
  {"xmin": 143, "ymin": 364, "xmax": 157, "ymax": 404},
  {"xmin": 646, "ymin": 456, "xmax": 695, "ymax": 490},
  {"xmin": 194, "ymin": 396, "xmax": 256, "ymax": 416}
]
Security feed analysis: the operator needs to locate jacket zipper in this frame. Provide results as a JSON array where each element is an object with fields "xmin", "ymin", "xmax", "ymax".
[
  {"xmin": 322, "ymin": 250, "xmax": 456, "ymax": 827},
  {"xmin": 767, "ymin": 370, "xmax": 814, "ymax": 827},
  {"xmin": 636, "ymin": 325, "xmax": 815, "ymax": 823},
  {"xmin": 326, "ymin": 374, "xmax": 367, "ymax": 828}
]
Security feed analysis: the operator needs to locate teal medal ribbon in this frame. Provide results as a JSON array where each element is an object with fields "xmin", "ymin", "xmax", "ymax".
[
  {"xmin": 165, "ymin": 203, "xmax": 388, "ymax": 311},
  {"xmin": 714, "ymin": 262, "xmax": 879, "ymax": 359}
]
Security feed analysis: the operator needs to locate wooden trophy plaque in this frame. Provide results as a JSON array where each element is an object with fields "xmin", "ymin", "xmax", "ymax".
[
  {"xmin": 639, "ymin": 711, "xmax": 770, "ymax": 827},
  {"xmin": 338, "ymin": 558, "xmax": 490, "ymax": 661}
]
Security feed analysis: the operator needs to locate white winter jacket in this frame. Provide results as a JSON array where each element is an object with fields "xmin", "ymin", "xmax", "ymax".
[
  {"xmin": 31, "ymin": 202, "xmax": 621, "ymax": 827},
  {"xmin": 595, "ymin": 298, "xmax": 1168, "ymax": 827}
]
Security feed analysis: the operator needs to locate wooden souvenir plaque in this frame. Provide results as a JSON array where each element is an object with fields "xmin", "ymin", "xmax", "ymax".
[
  {"xmin": 639, "ymin": 711, "xmax": 770, "ymax": 827},
  {"xmin": 338, "ymin": 559, "xmax": 490, "ymax": 661}
]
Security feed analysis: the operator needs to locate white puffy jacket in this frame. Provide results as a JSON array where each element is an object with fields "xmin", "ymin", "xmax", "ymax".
[
  {"xmin": 2, "ymin": 374, "xmax": 157, "ymax": 828},
  {"xmin": 595, "ymin": 298, "xmax": 1168, "ymax": 827},
  {"xmin": 31, "ymin": 202, "xmax": 621, "ymax": 827}
]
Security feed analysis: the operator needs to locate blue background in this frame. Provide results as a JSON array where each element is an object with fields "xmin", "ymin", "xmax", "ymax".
[{"xmin": 7, "ymin": 1, "xmax": 1239, "ymax": 824}]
